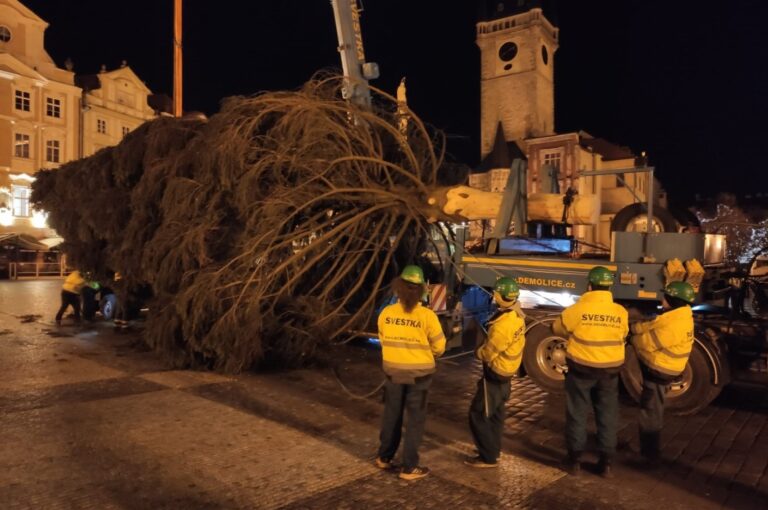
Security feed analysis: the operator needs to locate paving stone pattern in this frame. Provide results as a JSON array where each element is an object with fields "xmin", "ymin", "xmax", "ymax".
[{"xmin": 1, "ymin": 280, "xmax": 767, "ymax": 509}]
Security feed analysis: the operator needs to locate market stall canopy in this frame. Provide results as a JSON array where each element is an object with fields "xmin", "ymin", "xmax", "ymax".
[
  {"xmin": 0, "ymin": 233, "xmax": 50, "ymax": 251},
  {"xmin": 39, "ymin": 237, "xmax": 64, "ymax": 249}
]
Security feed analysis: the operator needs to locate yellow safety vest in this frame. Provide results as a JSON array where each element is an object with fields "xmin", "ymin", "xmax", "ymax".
[
  {"xmin": 378, "ymin": 301, "xmax": 446, "ymax": 381},
  {"xmin": 62, "ymin": 271, "xmax": 86, "ymax": 294},
  {"xmin": 477, "ymin": 308, "xmax": 526, "ymax": 377},
  {"xmin": 631, "ymin": 305, "xmax": 694, "ymax": 377},
  {"xmin": 553, "ymin": 290, "xmax": 628, "ymax": 370}
]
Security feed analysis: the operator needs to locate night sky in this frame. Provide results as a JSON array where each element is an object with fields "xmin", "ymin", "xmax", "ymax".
[{"xmin": 22, "ymin": 1, "xmax": 768, "ymax": 208}]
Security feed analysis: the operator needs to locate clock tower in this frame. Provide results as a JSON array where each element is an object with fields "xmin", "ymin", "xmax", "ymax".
[{"xmin": 477, "ymin": 1, "xmax": 559, "ymax": 158}]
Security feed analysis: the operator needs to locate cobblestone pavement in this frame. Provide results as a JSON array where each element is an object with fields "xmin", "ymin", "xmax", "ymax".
[{"xmin": 1, "ymin": 280, "xmax": 767, "ymax": 509}]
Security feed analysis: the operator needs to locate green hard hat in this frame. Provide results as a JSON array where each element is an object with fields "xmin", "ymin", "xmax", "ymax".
[
  {"xmin": 588, "ymin": 266, "xmax": 615, "ymax": 287},
  {"xmin": 400, "ymin": 265, "xmax": 425, "ymax": 285},
  {"xmin": 494, "ymin": 277, "xmax": 520, "ymax": 301},
  {"xmin": 664, "ymin": 281, "xmax": 695, "ymax": 303}
]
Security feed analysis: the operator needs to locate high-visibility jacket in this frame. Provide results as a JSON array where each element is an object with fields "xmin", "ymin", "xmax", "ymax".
[
  {"xmin": 631, "ymin": 305, "xmax": 694, "ymax": 378},
  {"xmin": 62, "ymin": 271, "xmax": 86, "ymax": 294},
  {"xmin": 477, "ymin": 307, "xmax": 526, "ymax": 378},
  {"xmin": 378, "ymin": 301, "xmax": 446, "ymax": 383},
  {"xmin": 552, "ymin": 290, "xmax": 628, "ymax": 373}
]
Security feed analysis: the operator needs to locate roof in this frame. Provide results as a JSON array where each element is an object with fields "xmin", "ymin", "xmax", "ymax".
[
  {"xmin": 579, "ymin": 134, "xmax": 636, "ymax": 161},
  {"xmin": 0, "ymin": 233, "xmax": 50, "ymax": 251},
  {"xmin": 476, "ymin": 122, "xmax": 526, "ymax": 172}
]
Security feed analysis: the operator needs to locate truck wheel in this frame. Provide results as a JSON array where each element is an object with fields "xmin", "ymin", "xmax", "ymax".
[
  {"xmin": 610, "ymin": 203, "xmax": 678, "ymax": 233},
  {"xmin": 621, "ymin": 342, "xmax": 722, "ymax": 415},
  {"xmin": 523, "ymin": 320, "xmax": 567, "ymax": 394},
  {"xmin": 100, "ymin": 294, "xmax": 117, "ymax": 321}
]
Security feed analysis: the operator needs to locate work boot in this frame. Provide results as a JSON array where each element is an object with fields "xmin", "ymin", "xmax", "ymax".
[
  {"xmin": 464, "ymin": 456, "xmax": 498, "ymax": 468},
  {"xmin": 564, "ymin": 451, "xmax": 582, "ymax": 476},
  {"xmin": 597, "ymin": 455, "xmax": 614, "ymax": 479},
  {"xmin": 399, "ymin": 466, "xmax": 430, "ymax": 481}
]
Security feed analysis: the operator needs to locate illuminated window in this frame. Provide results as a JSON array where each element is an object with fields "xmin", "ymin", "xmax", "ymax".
[
  {"xmin": 97, "ymin": 119, "xmax": 107, "ymax": 134},
  {"xmin": 0, "ymin": 26, "xmax": 10, "ymax": 42},
  {"xmin": 14, "ymin": 133, "xmax": 30, "ymax": 158},
  {"xmin": 46, "ymin": 97, "xmax": 61, "ymax": 118},
  {"xmin": 46, "ymin": 140, "xmax": 60, "ymax": 163},
  {"xmin": 542, "ymin": 152, "xmax": 562, "ymax": 171},
  {"xmin": 15, "ymin": 90, "xmax": 30, "ymax": 111},
  {"xmin": 12, "ymin": 185, "xmax": 30, "ymax": 217}
]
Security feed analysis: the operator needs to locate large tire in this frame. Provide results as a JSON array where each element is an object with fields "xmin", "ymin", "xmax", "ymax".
[
  {"xmin": 621, "ymin": 341, "xmax": 722, "ymax": 415},
  {"xmin": 610, "ymin": 203, "xmax": 678, "ymax": 233},
  {"xmin": 522, "ymin": 319, "xmax": 567, "ymax": 394}
]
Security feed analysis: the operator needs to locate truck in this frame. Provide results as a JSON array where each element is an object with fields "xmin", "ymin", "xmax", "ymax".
[
  {"xmin": 327, "ymin": 1, "xmax": 768, "ymax": 415},
  {"xmin": 423, "ymin": 162, "xmax": 768, "ymax": 416}
]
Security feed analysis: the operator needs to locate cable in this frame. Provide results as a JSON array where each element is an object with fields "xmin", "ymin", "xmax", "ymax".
[{"xmin": 332, "ymin": 364, "xmax": 386, "ymax": 400}]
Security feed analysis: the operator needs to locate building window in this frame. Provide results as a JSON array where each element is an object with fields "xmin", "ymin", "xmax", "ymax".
[
  {"xmin": 0, "ymin": 26, "xmax": 10, "ymax": 42},
  {"xmin": 122, "ymin": 126, "xmax": 130, "ymax": 137},
  {"xmin": 46, "ymin": 97, "xmax": 61, "ymax": 118},
  {"xmin": 12, "ymin": 185, "xmax": 31, "ymax": 217},
  {"xmin": 14, "ymin": 133, "xmax": 30, "ymax": 158},
  {"xmin": 46, "ymin": 140, "xmax": 61, "ymax": 163},
  {"xmin": 615, "ymin": 173, "xmax": 626, "ymax": 188},
  {"xmin": 97, "ymin": 118, "xmax": 107, "ymax": 134},
  {"xmin": 542, "ymin": 152, "xmax": 562, "ymax": 171},
  {"xmin": 15, "ymin": 90, "xmax": 30, "ymax": 111}
]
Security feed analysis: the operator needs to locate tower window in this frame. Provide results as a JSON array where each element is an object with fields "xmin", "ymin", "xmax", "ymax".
[
  {"xmin": 97, "ymin": 119, "xmax": 107, "ymax": 134},
  {"xmin": 542, "ymin": 152, "xmax": 562, "ymax": 171},
  {"xmin": 542, "ymin": 45, "xmax": 549, "ymax": 65},
  {"xmin": 0, "ymin": 26, "xmax": 10, "ymax": 42}
]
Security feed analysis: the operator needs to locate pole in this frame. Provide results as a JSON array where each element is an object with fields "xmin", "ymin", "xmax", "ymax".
[{"xmin": 173, "ymin": 0, "xmax": 183, "ymax": 117}]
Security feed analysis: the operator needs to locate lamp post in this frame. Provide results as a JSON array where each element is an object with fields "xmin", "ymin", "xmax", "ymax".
[{"xmin": 173, "ymin": 0, "xmax": 183, "ymax": 117}]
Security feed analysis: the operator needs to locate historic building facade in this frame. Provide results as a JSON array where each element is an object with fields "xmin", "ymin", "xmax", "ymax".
[
  {"xmin": 0, "ymin": 0, "xmax": 160, "ymax": 245},
  {"xmin": 471, "ymin": 1, "xmax": 659, "ymax": 249}
]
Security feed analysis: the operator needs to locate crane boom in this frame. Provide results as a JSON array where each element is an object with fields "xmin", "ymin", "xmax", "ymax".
[{"xmin": 330, "ymin": 0, "xmax": 379, "ymax": 108}]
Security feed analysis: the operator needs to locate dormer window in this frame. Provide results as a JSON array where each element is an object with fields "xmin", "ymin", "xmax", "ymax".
[{"xmin": 0, "ymin": 26, "xmax": 11, "ymax": 43}]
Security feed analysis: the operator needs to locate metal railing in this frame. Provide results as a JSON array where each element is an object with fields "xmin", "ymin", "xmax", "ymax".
[{"xmin": 8, "ymin": 262, "xmax": 66, "ymax": 279}]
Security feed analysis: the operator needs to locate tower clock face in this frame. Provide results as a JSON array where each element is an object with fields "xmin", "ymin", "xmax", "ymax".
[{"xmin": 498, "ymin": 42, "xmax": 518, "ymax": 62}]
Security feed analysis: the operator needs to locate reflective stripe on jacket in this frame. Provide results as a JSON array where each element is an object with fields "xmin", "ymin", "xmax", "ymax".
[
  {"xmin": 477, "ymin": 308, "xmax": 526, "ymax": 377},
  {"xmin": 552, "ymin": 290, "xmax": 628, "ymax": 370},
  {"xmin": 631, "ymin": 305, "xmax": 694, "ymax": 376},
  {"xmin": 62, "ymin": 271, "xmax": 86, "ymax": 294},
  {"xmin": 378, "ymin": 302, "xmax": 446, "ymax": 381}
]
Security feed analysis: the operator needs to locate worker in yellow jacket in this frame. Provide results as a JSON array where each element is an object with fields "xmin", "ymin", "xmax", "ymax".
[
  {"xmin": 465, "ymin": 277, "xmax": 525, "ymax": 468},
  {"xmin": 552, "ymin": 266, "xmax": 629, "ymax": 477},
  {"xmin": 55, "ymin": 270, "xmax": 87, "ymax": 325},
  {"xmin": 375, "ymin": 265, "xmax": 445, "ymax": 481},
  {"xmin": 630, "ymin": 281, "xmax": 695, "ymax": 464}
]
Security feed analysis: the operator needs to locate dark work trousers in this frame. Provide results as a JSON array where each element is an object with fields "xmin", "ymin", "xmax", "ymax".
[
  {"xmin": 565, "ymin": 372, "xmax": 619, "ymax": 458},
  {"xmin": 639, "ymin": 372, "xmax": 668, "ymax": 457},
  {"xmin": 55, "ymin": 290, "xmax": 81, "ymax": 322},
  {"xmin": 378, "ymin": 377, "xmax": 431, "ymax": 470},
  {"xmin": 468, "ymin": 376, "xmax": 511, "ymax": 463}
]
